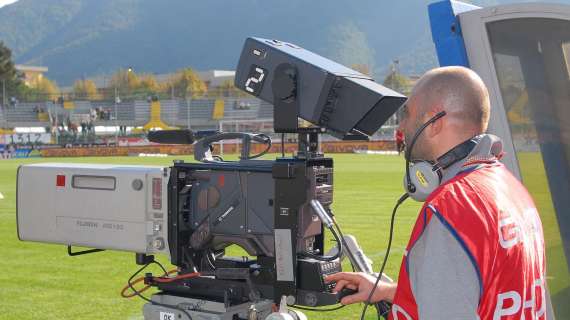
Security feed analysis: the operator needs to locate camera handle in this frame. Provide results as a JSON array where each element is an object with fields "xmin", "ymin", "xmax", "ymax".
[{"xmin": 194, "ymin": 132, "xmax": 271, "ymax": 162}]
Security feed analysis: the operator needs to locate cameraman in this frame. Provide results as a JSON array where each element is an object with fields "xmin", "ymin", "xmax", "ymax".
[{"xmin": 326, "ymin": 66, "xmax": 553, "ymax": 319}]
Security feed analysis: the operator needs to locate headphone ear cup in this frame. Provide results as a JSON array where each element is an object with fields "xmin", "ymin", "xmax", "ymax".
[{"xmin": 404, "ymin": 161, "xmax": 442, "ymax": 202}]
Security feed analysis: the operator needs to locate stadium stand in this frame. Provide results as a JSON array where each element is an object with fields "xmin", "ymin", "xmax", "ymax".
[
  {"xmin": 72, "ymin": 101, "xmax": 93, "ymax": 113},
  {"xmin": 2, "ymin": 98, "xmax": 278, "ymax": 130},
  {"xmin": 159, "ymin": 99, "xmax": 179, "ymax": 127},
  {"xmin": 257, "ymin": 101, "xmax": 273, "ymax": 119},
  {"xmin": 111, "ymin": 101, "xmax": 136, "ymax": 125},
  {"xmin": 187, "ymin": 99, "xmax": 218, "ymax": 130},
  {"xmin": 176, "ymin": 100, "xmax": 191, "ymax": 127},
  {"xmin": 0, "ymin": 107, "xmax": 7, "ymax": 130},
  {"xmin": 4, "ymin": 102, "xmax": 51, "ymax": 127},
  {"xmin": 0, "ymin": 97, "xmax": 401, "ymax": 146},
  {"xmin": 134, "ymin": 100, "xmax": 151, "ymax": 127},
  {"xmin": 223, "ymin": 98, "xmax": 260, "ymax": 120}
]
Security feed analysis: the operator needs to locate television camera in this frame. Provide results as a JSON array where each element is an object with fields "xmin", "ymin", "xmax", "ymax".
[{"xmin": 16, "ymin": 37, "xmax": 406, "ymax": 320}]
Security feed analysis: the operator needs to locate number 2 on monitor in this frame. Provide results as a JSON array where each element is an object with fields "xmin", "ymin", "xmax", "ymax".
[{"xmin": 245, "ymin": 65, "xmax": 266, "ymax": 96}]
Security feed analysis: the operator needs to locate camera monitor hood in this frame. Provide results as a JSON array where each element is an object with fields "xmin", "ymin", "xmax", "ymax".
[{"xmin": 235, "ymin": 37, "xmax": 407, "ymax": 138}]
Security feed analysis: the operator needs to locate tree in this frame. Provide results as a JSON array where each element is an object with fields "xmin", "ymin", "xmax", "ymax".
[
  {"xmin": 382, "ymin": 63, "xmax": 411, "ymax": 95},
  {"xmin": 0, "ymin": 41, "xmax": 18, "ymax": 83},
  {"xmin": 109, "ymin": 68, "xmax": 140, "ymax": 98},
  {"xmin": 73, "ymin": 79, "xmax": 101, "ymax": 100},
  {"xmin": 167, "ymin": 68, "xmax": 207, "ymax": 98},
  {"xmin": 383, "ymin": 63, "xmax": 411, "ymax": 125},
  {"xmin": 0, "ymin": 41, "xmax": 23, "ymax": 105},
  {"xmin": 327, "ymin": 21, "xmax": 375, "ymax": 76},
  {"xmin": 351, "ymin": 64, "xmax": 372, "ymax": 76},
  {"xmin": 27, "ymin": 76, "xmax": 60, "ymax": 101},
  {"xmin": 138, "ymin": 73, "xmax": 159, "ymax": 93}
]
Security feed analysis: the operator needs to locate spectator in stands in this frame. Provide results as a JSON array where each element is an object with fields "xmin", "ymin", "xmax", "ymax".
[
  {"xmin": 67, "ymin": 120, "xmax": 78, "ymax": 142},
  {"xmin": 7, "ymin": 143, "xmax": 15, "ymax": 158},
  {"xmin": 235, "ymin": 101, "xmax": 251, "ymax": 110},
  {"xmin": 395, "ymin": 129, "xmax": 405, "ymax": 155},
  {"xmin": 90, "ymin": 108, "xmax": 97, "ymax": 122},
  {"xmin": 80, "ymin": 121, "xmax": 87, "ymax": 137},
  {"xmin": 9, "ymin": 97, "xmax": 17, "ymax": 107}
]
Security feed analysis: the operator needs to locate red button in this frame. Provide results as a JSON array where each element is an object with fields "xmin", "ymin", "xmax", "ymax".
[{"xmin": 56, "ymin": 175, "xmax": 65, "ymax": 187}]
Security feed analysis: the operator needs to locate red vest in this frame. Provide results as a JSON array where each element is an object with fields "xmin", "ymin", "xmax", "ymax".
[{"xmin": 390, "ymin": 162, "xmax": 547, "ymax": 320}]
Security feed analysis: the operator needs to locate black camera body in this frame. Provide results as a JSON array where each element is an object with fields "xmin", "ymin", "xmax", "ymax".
[{"xmin": 163, "ymin": 155, "xmax": 339, "ymax": 306}]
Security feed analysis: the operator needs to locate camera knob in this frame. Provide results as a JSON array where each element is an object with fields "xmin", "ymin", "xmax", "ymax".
[
  {"xmin": 152, "ymin": 237, "xmax": 165, "ymax": 250},
  {"xmin": 272, "ymin": 63, "xmax": 297, "ymax": 102}
]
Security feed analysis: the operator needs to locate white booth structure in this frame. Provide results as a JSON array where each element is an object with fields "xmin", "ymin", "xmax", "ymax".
[{"xmin": 430, "ymin": 1, "xmax": 570, "ymax": 317}]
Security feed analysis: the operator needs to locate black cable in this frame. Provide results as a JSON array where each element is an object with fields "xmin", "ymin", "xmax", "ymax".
[
  {"xmin": 360, "ymin": 193, "xmax": 409, "ymax": 320},
  {"xmin": 153, "ymin": 260, "xmax": 168, "ymax": 275},
  {"xmin": 248, "ymin": 133, "xmax": 272, "ymax": 159},
  {"xmin": 126, "ymin": 262, "xmax": 158, "ymax": 304},
  {"xmin": 300, "ymin": 225, "xmax": 342, "ymax": 262},
  {"xmin": 205, "ymin": 249, "xmax": 216, "ymax": 270},
  {"xmin": 281, "ymin": 133, "xmax": 285, "ymax": 157},
  {"xmin": 126, "ymin": 262, "xmax": 194, "ymax": 320},
  {"xmin": 292, "ymin": 304, "xmax": 346, "ymax": 312},
  {"xmin": 331, "ymin": 217, "xmax": 355, "ymax": 272}
]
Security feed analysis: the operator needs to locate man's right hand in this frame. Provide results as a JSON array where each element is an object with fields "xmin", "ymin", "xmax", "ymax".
[{"xmin": 324, "ymin": 272, "xmax": 397, "ymax": 305}]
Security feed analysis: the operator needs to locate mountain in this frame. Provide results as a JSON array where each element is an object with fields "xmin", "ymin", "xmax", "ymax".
[{"xmin": 0, "ymin": 0, "xmax": 568, "ymax": 85}]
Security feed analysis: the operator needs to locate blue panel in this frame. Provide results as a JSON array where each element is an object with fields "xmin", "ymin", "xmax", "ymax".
[{"xmin": 429, "ymin": 0, "xmax": 480, "ymax": 67}]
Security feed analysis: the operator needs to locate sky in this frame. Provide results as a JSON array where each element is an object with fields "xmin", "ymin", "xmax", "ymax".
[{"xmin": 0, "ymin": 0, "xmax": 18, "ymax": 8}]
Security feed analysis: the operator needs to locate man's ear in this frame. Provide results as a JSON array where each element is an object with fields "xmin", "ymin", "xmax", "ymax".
[{"xmin": 427, "ymin": 114, "xmax": 443, "ymax": 137}]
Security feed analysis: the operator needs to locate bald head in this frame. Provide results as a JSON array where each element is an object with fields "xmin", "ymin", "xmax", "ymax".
[
  {"xmin": 399, "ymin": 66, "xmax": 491, "ymax": 160},
  {"xmin": 411, "ymin": 66, "xmax": 490, "ymax": 133}
]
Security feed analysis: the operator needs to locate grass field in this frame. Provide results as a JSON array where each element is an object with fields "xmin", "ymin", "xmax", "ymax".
[{"xmin": 0, "ymin": 153, "xmax": 567, "ymax": 319}]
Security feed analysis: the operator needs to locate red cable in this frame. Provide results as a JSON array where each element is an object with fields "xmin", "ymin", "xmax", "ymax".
[
  {"xmin": 120, "ymin": 269, "xmax": 200, "ymax": 298},
  {"xmin": 121, "ymin": 276, "xmax": 152, "ymax": 298},
  {"xmin": 152, "ymin": 271, "xmax": 201, "ymax": 283}
]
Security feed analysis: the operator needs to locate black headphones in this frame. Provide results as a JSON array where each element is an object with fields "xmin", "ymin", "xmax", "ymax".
[{"xmin": 404, "ymin": 111, "xmax": 478, "ymax": 201}]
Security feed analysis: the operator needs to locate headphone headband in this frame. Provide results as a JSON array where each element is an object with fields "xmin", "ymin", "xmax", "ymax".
[{"xmin": 435, "ymin": 137, "xmax": 479, "ymax": 170}]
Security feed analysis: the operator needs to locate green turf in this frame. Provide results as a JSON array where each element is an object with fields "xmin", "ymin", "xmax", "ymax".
[
  {"xmin": 0, "ymin": 153, "xmax": 567, "ymax": 319},
  {"xmin": 517, "ymin": 153, "xmax": 570, "ymax": 317}
]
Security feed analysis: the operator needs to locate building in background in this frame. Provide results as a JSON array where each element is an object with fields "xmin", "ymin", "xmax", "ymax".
[
  {"xmin": 15, "ymin": 65, "xmax": 49, "ymax": 86},
  {"xmin": 196, "ymin": 70, "xmax": 235, "ymax": 88}
]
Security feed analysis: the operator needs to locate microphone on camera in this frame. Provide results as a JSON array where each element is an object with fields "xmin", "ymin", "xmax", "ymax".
[
  {"xmin": 147, "ymin": 129, "xmax": 195, "ymax": 145},
  {"xmin": 341, "ymin": 235, "xmax": 375, "ymax": 274},
  {"xmin": 310, "ymin": 200, "xmax": 334, "ymax": 229}
]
